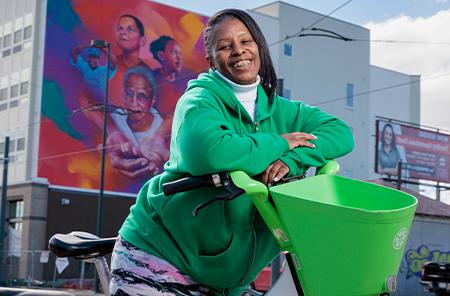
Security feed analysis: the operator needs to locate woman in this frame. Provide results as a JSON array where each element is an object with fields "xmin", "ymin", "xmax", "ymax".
[
  {"xmin": 378, "ymin": 123, "xmax": 401, "ymax": 175},
  {"xmin": 149, "ymin": 35, "xmax": 196, "ymax": 116},
  {"xmin": 110, "ymin": 9, "xmax": 354, "ymax": 296}
]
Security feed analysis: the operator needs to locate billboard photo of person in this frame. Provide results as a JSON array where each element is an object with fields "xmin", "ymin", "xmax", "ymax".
[
  {"xmin": 108, "ymin": 65, "xmax": 169, "ymax": 180},
  {"xmin": 378, "ymin": 123, "xmax": 402, "ymax": 175}
]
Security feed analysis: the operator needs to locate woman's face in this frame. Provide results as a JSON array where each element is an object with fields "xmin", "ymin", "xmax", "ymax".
[
  {"xmin": 116, "ymin": 16, "xmax": 143, "ymax": 53},
  {"xmin": 383, "ymin": 126, "xmax": 394, "ymax": 145},
  {"xmin": 208, "ymin": 18, "xmax": 260, "ymax": 85}
]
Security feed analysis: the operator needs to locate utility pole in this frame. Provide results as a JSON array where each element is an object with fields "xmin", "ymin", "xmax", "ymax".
[{"xmin": 0, "ymin": 136, "xmax": 10, "ymax": 283}]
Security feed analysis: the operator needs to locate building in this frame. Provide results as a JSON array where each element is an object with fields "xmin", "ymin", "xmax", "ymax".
[
  {"xmin": 248, "ymin": 2, "xmax": 421, "ymax": 181},
  {"xmin": 2, "ymin": 1, "xmax": 445, "ymax": 295}
]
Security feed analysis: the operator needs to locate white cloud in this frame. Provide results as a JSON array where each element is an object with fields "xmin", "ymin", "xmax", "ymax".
[
  {"xmin": 364, "ymin": 10, "xmax": 450, "ymax": 130},
  {"xmin": 436, "ymin": 0, "xmax": 447, "ymax": 3}
]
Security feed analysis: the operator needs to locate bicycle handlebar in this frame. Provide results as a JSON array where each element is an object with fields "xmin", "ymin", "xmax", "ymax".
[{"xmin": 162, "ymin": 175, "xmax": 214, "ymax": 195}]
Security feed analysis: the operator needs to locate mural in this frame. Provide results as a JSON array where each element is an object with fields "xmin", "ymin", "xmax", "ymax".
[
  {"xmin": 404, "ymin": 245, "xmax": 450, "ymax": 279},
  {"xmin": 39, "ymin": 0, "xmax": 209, "ymax": 193}
]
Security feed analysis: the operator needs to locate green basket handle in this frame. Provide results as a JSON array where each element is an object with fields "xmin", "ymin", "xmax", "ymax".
[{"xmin": 316, "ymin": 160, "xmax": 340, "ymax": 176}]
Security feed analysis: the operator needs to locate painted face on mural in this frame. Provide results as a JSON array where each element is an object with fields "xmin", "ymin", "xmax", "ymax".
[
  {"xmin": 207, "ymin": 18, "xmax": 260, "ymax": 85},
  {"xmin": 116, "ymin": 16, "xmax": 144, "ymax": 53},
  {"xmin": 124, "ymin": 73, "xmax": 154, "ymax": 130},
  {"xmin": 87, "ymin": 55, "xmax": 100, "ymax": 70},
  {"xmin": 158, "ymin": 40, "xmax": 183, "ymax": 74}
]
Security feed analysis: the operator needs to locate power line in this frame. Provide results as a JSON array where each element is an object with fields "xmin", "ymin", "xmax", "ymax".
[
  {"xmin": 269, "ymin": 0, "xmax": 353, "ymax": 46},
  {"xmin": 313, "ymin": 71, "xmax": 450, "ymax": 106}
]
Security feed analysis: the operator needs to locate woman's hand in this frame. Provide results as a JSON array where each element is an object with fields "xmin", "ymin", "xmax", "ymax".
[
  {"xmin": 262, "ymin": 160, "xmax": 290, "ymax": 185},
  {"xmin": 281, "ymin": 132, "xmax": 317, "ymax": 150}
]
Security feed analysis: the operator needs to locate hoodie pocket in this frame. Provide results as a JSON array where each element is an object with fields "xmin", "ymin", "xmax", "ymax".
[{"xmin": 191, "ymin": 232, "xmax": 252, "ymax": 289}]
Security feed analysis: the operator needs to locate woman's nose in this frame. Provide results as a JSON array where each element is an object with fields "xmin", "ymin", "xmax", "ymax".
[{"xmin": 232, "ymin": 44, "xmax": 245, "ymax": 55}]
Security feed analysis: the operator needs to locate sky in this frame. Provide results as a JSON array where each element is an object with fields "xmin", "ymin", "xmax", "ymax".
[{"xmin": 152, "ymin": 1, "xmax": 450, "ymax": 202}]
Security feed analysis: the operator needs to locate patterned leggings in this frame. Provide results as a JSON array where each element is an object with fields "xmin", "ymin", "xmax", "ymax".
[{"xmin": 109, "ymin": 237, "xmax": 215, "ymax": 296}]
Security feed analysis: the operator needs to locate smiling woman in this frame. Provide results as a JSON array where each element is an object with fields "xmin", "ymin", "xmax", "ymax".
[{"xmin": 110, "ymin": 8, "xmax": 354, "ymax": 296}]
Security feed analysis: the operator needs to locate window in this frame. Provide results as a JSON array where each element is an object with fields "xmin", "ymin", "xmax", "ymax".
[
  {"xmin": 17, "ymin": 137, "xmax": 25, "ymax": 151},
  {"xmin": 346, "ymin": 83, "xmax": 354, "ymax": 108},
  {"xmin": 0, "ymin": 88, "xmax": 7, "ymax": 101},
  {"xmin": 9, "ymin": 100, "xmax": 19, "ymax": 108},
  {"xmin": 9, "ymin": 200, "xmax": 24, "ymax": 231},
  {"xmin": 20, "ymin": 81, "xmax": 28, "ymax": 95},
  {"xmin": 283, "ymin": 88, "xmax": 292, "ymax": 100},
  {"xmin": 283, "ymin": 43, "xmax": 293, "ymax": 57},
  {"xmin": 10, "ymin": 84, "xmax": 19, "ymax": 98},
  {"xmin": 13, "ymin": 30, "xmax": 22, "ymax": 44},
  {"xmin": 0, "ymin": 103, "xmax": 7, "ymax": 111},
  {"xmin": 3, "ymin": 34, "xmax": 11, "ymax": 48},
  {"xmin": 0, "ymin": 142, "xmax": 4, "ymax": 154},
  {"xmin": 0, "ymin": 37, "xmax": 2, "ymax": 49},
  {"xmin": 24, "ymin": 25, "xmax": 32, "ymax": 39},
  {"xmin": 12, "ymin": 45, "xmax": 22, "ymax": 53},
  {"xmin": 2, "ymin": 49, "xmax": 11, "ymax": 57}
]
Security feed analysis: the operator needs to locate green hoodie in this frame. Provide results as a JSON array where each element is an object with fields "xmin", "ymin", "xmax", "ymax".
[{"xmin": 119, "ymin": 70, "xmax": 354, "ymax": 295}]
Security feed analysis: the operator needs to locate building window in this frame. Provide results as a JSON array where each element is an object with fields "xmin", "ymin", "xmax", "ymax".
[
  {"xmin": 10, "ymin": 84, "xmax": 19, "ymax": 98},
  {"xmin": 0, "ymin": 37, "xmax": 2, "ymax": 49},
  {"xmin": 9, "ymin": 139, "xmax": 16, "ymax": 153},
  {"xmin": 283, "ymin": 43, "xmax": 293, "ymax": 57},
  {"xmin": 3, "ymin": 34, "xmax": 12, "ymax": 48},
  {"xmin": 2, "ymin": 49, "xmax": 11, "ymax": 57},
  {"xmin": 0, "ymin": 103, "xmax": 6, "ymax": 111},
  {"xmin": 17, "ymin": 137, "xmax": 26, "ymax": 151},
  {"xmin": 14, "ymin": 30, "xmax": 22, "ymax": 44},
  {"xmin": 9, "ymin": 200, "xmax": 24, "ymax": 231},
  {"xmin": 0, "ymin": 88, "xmax": 7, "ymax": 101},
  {"xmin": 283, "ymin": 88, "xmax": 292, "ymax": 100},
  {"xmin": 12, "ymin": 45, "xmax": 22, "ymax": 54},
  {"xmin": 9, "ymin": 100, "xmax": 19, "ymax": 108},
  {"xmin": 20, "ymin": 81, "xmax": 29, "ymax": 95},
  {"xmin": 24, "ymin": 25, "xmax": 32, "ymax": 40},
  {"xmin": 346, "ymin": 83, "xmax": 354, "ymax": 108}
]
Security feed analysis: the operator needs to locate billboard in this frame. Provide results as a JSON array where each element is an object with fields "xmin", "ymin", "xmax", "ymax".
[
  {"xmin": 375, "ymin": 119, "xmax": 450, "ymax": 183},
  {"xmin": 39, "ymin": 0, "xmax": 209, "ymax": 193}
]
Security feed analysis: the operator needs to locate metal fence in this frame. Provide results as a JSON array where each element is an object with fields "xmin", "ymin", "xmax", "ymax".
[{"xmin": 1, "ymin": 250, "xmax": 98, "ymax": 291}]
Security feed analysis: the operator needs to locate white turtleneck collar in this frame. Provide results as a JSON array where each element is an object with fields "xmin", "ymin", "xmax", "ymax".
[{"xmin": 215, "ymin": 69, "xmax": 259, "ymax": 121}]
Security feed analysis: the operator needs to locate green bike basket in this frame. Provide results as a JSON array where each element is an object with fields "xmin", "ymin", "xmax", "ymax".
[{"xmin": 269, "ymin": 175, "xmax": 417, "ymax": 296}]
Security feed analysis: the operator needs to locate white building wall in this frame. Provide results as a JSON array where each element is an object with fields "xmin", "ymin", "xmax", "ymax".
[
  {"xmin": 0, "ymin": 0, "xmax": 36, "ymax": 184},
  {"xmin": 368, "ymin": 65, "xmax": 421, "ymax": 181},
  {"xmin": 252, "ymin": 2, "xmax": 372, "ymax": 180}
]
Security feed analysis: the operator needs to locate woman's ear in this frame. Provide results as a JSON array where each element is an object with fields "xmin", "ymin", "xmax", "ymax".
[{"xmin": 206, "ymin": 56, "xmax": 215, "ymax": 69}]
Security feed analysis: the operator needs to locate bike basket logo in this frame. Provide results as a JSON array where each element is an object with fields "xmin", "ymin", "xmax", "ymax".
[{"xmin": 393, "ymin": 228, "xmax": 408, "ymax": 250}]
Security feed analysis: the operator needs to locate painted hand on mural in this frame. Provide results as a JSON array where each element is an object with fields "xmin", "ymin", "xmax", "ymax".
[
  {"xmin": 137, "ymin": 134, "xmax": 170, "ymax": 168},
  {"xmin": 106, "ymin": 131, "xmax": 161, "ymax": 179}
]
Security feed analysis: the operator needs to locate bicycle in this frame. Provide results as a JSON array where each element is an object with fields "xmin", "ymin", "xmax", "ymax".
[{"xmin": 44, "ymin": 160, "xmax": 416, "ymax": 296}]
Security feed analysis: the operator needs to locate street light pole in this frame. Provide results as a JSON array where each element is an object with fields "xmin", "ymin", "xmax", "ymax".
[{"xmin": 90, "ymin": 40, "xmax": 111, "ymax": 239}]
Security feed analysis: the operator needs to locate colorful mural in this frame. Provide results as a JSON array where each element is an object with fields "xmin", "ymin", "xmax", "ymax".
[{"xmin": 39, "ymin": 0, "xmax": 209, "ymax": 193}]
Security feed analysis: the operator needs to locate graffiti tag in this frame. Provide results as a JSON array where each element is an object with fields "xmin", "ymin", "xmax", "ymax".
[{"xmin": 404, "ymin": 245, "xmax": 450, "ymax": 279}]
